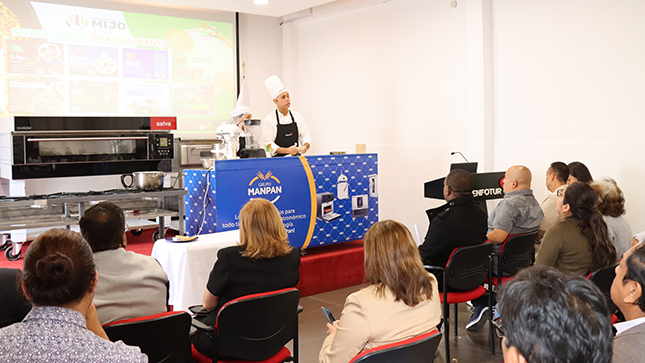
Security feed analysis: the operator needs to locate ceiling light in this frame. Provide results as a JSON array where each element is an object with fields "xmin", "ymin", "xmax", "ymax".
[{"xmin": 254, "ymin": 0, "xmax": 269, "ymax": 5}]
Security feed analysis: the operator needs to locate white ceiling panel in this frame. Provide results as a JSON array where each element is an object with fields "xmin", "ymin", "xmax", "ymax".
[{"xmin": 138, "ymin": 0, "xmax": 340, "ymax": 17}]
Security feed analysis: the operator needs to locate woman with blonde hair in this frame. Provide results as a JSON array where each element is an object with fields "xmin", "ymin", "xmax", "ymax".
[
  {"xmin": 319, "ymin": 220, "xmax": 441, "ymax": 363},
  {"xmin": 192, "ymin": 198, "xmax": 300, "ymax": 357},
  {"xmin": 591, "ymin": 177, "xmax": 632, "ymax": 259}
]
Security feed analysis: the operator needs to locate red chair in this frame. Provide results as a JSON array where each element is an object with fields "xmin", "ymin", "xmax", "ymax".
[
  {"xmin": 191, "ymin": 288, "xmax": 300, "ymax": 363},
  {"xmin": 103, "ymin": 311, "xmax": 192, "ymax": 363},
  {"xmin": 490, "ymin": 232, "xmax": 538, "ymax": 287},
  {"xmin": 485, "ymin": 232, "xmax": 538, "ymax": 345},
  {"xmin": 425, "ymin": 242, "xmax": 493, "ymax": 363},
  {"xmin": 348, "ymin": 329, "xmax": 442, "ymax": 363}
]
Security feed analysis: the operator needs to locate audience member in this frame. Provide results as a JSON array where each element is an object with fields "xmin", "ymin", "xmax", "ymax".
[
  {"xmin": 79, "ymin": 201, "xmax": 169, "ymax": 325},
  {"xmin": 419, "ymin": 169, "xmax": 487, "ymax": 287},
  {"xmin": 0, "ymin": 228, "xmax": 147, "ymax": 363},
  {"xmin": 0, "ymin": 269, "xmax": 31, "ymax": 329},
  {"xmin": 567, "ymin": 161, "xmax": 593, "ymax": 184},
  {"xmin": 536, "ymin": 182, "xmax": 616, "ymax": 275},
  {"xmin": 192, "ymin": 198, "xmax": 300, "ymax": 358},
  {"xmin": 536, "ymin": 162, "xmax": 569, "ymax": 241},
  {"xmin": 467, "ymin": 165, "xmax": 543, "ymax": 331},
  {"xmin": 498, "ymin": 265, "xmax": 613, "ymax": 363},
  {"xmin": 591, "ymin": 177, "xmax": 632, "ymax": 259},
  {"xmin": 611, "ymin": 243, "xmax": 645, "ymax": 363},
  {"xmin": 319, "ymin": 220, "xmax": 441, "ymax": 363}
]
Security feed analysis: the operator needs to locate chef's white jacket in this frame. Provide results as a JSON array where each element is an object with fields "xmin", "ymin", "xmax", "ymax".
[{"xmin": 261, "ymin": 109, "xmax": 312, "ymax": 156}]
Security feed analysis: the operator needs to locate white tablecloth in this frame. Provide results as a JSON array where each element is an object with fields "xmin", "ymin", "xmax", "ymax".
[{"xmin": 151, "ymin": 230, "xmax": 239, "ymax": 311}]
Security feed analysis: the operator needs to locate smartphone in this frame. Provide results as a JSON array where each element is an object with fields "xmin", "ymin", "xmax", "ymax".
[{"xmin": 321, "ymin": 307, "xmax": 336, "ymax": 323}]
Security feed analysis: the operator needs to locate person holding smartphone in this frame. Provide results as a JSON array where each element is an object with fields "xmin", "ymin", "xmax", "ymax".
[{"xmin": 319, "ymin": 220, "xmax": 441, "ymax": 363}]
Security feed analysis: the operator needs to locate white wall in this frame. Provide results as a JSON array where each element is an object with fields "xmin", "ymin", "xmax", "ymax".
[
  {"xmin": 279, "ymin": 0, "xmax": 645, "ymax": 235},
  {"xmin": 289, "ymin": 0, "xmax": 486, "ymax": 233},
  {"xmin": 492, "ymin": 0, "xmax": 645, "ymax": 232},
  {"xmin": 238, "ymin": 13, "xmax": 283, "ymax": 120}
]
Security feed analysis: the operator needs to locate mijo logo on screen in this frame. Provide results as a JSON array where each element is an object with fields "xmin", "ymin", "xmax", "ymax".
[
  {"xmin": 248, "ymin": 171, "xmax": 282, "ymax": 203},
  {"xmin": 65, "ymin": 14, "xmax": 128, "ymax": 32},
  {"xmin": 66, "ymin": 15, "xmax": 89, "ymax": 30}
]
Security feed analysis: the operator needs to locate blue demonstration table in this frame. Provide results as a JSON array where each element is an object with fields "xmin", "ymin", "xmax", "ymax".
[{"xmin": 183, "ymin": 154, "xmax": 379, "ymax": 249}]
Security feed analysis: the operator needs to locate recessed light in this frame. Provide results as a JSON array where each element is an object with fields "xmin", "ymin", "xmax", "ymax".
[{"xmin": 254, "ymin": 0, "xmax": 269, "ymax": 4}]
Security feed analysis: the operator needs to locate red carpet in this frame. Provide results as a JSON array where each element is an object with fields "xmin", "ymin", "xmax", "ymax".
[{"xmin": 0, "ymin": 230, "xmax": 365, "ymax": 298}]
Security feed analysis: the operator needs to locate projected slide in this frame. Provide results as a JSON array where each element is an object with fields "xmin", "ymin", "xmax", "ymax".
[{"xmin": 0, "ymin": 0, "xmax": 236, "ymax": 135}]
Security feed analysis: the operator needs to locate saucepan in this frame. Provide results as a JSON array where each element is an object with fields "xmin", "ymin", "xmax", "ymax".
[{"xmin": 121, "ymin": 171, "xmax": 165, "ymax": 190}]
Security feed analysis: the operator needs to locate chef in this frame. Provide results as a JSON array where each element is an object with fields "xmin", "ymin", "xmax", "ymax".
[
  {"xmin": 231, "ymin": 106, "xmax": 251, "ymax": 156},
  {"xmin": 231, "ymin": 105, "xmax": 252, "ymax": 131},
  {"xmin": 261, "ymin": 75, "xmax": 312, "ymax": 157}
]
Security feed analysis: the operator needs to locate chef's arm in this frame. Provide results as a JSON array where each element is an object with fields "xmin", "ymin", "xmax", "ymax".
[
  {"xmin": 299, "ymin": 143, "xmax": 310, "ymax": 154},
  {"xmin": 276, "ymin": 145, "xmax": 300, "ymax": 156}
]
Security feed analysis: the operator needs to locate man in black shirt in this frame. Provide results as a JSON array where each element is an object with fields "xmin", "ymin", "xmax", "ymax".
[{"xmin": 419, "ymin": 169, "xmax": 488, "ymax": 288}]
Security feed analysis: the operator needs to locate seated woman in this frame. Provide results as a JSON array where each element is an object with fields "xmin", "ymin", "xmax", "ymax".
[
  {"xmin": 536, "ymin": 182, "xmax": 616, "ymax": 275},
  {"xmin": 567, "ymin": 161, "xmax": 593, "ymax": 184},
  {"xmin": 591, "ymin": 178, "xmax": 632, "ymax": 259},
  {"xmin": 192, "ymin": 198, "xmax": 301, "ymax": 357},
  {"xmin": 0, "ymin": 228, "xmax": 146, "ymax": 363},
  {"xmin": 319, "ymin": 220, "xmax": 441, "ymax": 363}
]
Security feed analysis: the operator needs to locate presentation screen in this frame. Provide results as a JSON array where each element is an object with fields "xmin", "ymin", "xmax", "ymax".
[{"xmin": 0, "ymin": 0, "xmax": 236, "ymax": 137}]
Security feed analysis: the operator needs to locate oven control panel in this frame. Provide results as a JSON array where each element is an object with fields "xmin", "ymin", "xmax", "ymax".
[{"xmin": 150, "ymin": 133, "xmax": 173, "ymax": 159}]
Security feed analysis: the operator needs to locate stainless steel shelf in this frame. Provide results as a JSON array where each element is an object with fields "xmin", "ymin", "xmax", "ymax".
[
  {"xmin": 0, "ymin": 216, "xmax": 78, "ymax": 231},
  {"xmin": 0, "ymin": 189, "xmax": 187, "ymax": 239}
]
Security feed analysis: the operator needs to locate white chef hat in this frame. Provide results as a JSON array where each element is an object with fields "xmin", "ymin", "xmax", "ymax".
[
  {"xmin": 230, "ymin": 106, "xmax": 251, "ymax": 118},
  {"xmin": 264, "ymin": 75, "xmax": 288, "ymax": 99}
]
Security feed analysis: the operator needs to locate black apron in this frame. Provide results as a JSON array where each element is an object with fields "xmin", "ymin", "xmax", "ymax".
[{"xmin": 274, "ymin": 110, "xmax": 299, "ymax": 157}]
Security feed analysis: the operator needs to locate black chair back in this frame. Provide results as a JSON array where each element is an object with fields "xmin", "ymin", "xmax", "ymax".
[
  {"xmin": 588, "ymin": 264, "xmax": 619, "ymax": 313},
  {"xmin": 445, "ymin": 242, "xmax": 493, "ymax": 291},
  {"xmin": 215, "ymin": 288, "xmax": 300, "ymax": 361},
  {"xmin": 349, "ymin": 330, "xmax": 442, "ymax": 363},
  {"xmin": 498, "ymin": 232, "xmax": 538, "ymax": 276},
  {"xmin": 104, "ymin": 311, "xmax": 192, "ymax": 363}
]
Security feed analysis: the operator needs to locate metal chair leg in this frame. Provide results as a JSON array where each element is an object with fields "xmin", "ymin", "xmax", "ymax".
[
  {"xmin": 489, "ymin": 291, "xmax": 494, "ymax": 354},
  {"xmin": 443, "ymin": 288, "xmax": 450, "ymax": 363},
  {"xmin": 293, "ymin": 314, "xmax": 299, "ymax": 363},
  {"xmin": 454, "ymin": 303, "xmax": 458, "ymax": 336}
]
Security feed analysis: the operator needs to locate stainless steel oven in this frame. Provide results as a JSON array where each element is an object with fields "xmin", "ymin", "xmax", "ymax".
[{"xmin": 5, "ymin": 116, "xmax": 175, "ymax": 179}]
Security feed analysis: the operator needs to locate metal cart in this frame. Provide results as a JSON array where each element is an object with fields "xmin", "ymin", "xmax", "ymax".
[{"xmin": 0, "ymin": 188, "xmax": 186, "ymax": 261}]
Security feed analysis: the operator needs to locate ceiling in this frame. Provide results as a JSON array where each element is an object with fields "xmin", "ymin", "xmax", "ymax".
[{"xmin": 143, "ymin": 0, "xmax": 340, "ymax": 17}]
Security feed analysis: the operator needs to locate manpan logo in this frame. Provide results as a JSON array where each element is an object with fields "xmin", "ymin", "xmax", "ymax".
[
  {"xmin": 66, "ymin": 15, "xmax": 89, "ymax": 30},
  {"xmin": 248, "ymin": 171, "xmax": 282, "ymax": 203}
]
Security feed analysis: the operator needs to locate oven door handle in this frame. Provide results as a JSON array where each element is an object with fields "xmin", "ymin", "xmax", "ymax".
[{"xmin": 27, "ymin": 137, "xmax": 150, "ymax": 142}]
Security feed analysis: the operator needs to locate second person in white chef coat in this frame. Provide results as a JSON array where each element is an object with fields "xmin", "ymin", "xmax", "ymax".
[{"xmin": 261, "ymin": 75, "xmax": 312, "ymax": 157}]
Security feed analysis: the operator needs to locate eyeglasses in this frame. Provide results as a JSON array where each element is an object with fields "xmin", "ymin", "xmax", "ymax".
[
  {"xmin": 124, "ymin": 223, "xmax": 129, "ymax": 233},
  {"xmin": 492, "ymin": 318, "xmax": 504, "ymax": 339},
  {"xmin": 557, "ymin": 189, "xmax": 565, "ymax": 197}
]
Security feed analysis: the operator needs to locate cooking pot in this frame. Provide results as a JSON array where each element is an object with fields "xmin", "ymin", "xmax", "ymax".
[{"xmin": 121, "ymin": 171, "xmax": 165, "ymax": 190}]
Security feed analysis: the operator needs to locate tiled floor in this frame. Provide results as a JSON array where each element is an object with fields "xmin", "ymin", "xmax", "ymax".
[{"xmin": 297, "ymin": 284, "xmax": 504, "ymax": 363}]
